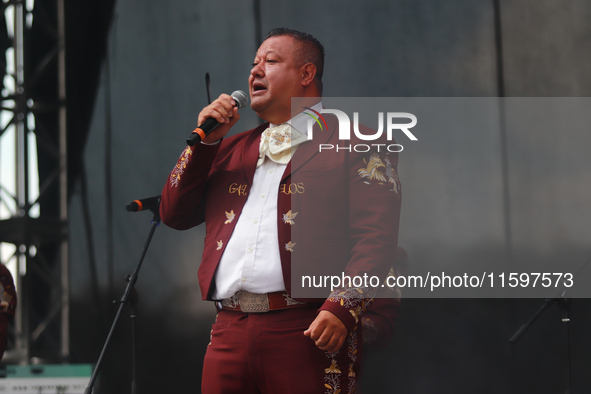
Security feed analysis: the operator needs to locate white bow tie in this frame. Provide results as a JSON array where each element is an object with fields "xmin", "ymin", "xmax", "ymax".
[{"xmin": 257, "ymin": 123, "xmax": 308, "ymax": 168}]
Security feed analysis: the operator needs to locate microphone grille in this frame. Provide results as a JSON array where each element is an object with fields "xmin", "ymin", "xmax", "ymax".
[{"xmin": 231, "ymin": 90, "xmax": 248, "ymax": 109}]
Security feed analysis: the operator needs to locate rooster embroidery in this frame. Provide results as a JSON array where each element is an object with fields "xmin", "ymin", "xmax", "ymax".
[
  {"xmin": 383, "ymin": 156, "xmax": 400, "ymax": 194},
  {"xmin": 358, "ymin": 152, "xmax": 387, "ymax": 182}
]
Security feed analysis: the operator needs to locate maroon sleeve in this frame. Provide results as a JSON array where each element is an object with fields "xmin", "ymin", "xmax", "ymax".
[
  {"xmin": 362, "ymin": 247, "xmax": 408, "ymax": 348},
  {"xmin": 160, "ymin": 143, "xmax": 221, "ymax": 230},
  {"xmin": 361, "ymin": 301, "xmax": 400, "ymax": 348},
  {"xmin": 362, "ymin": 247, "xmax": 409, "ymax": 348},
  {"xmin": 319, "ymin": 140, "xmax": 402, "ymax": 332}
]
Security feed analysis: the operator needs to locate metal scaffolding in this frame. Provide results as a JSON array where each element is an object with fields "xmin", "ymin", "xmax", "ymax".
[{"xmin": 0, "ymin": 0, "xmax": 68, "ymax": 363}]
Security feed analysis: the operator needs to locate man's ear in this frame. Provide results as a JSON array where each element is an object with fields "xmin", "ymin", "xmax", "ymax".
[{"xmin": 301, "ymin": 63, "xmax": 317, "ymax": 87}]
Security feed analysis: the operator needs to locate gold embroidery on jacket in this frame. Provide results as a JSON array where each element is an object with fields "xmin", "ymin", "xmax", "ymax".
[
  {"xmin": 358, "ymin": 152, "xmax": 400, "ymax": 194},
  {"xmin": 358, "ymin": 152, "xmax": 386, "ymax": 182},
  {"xmin": 324, "ymin": 359, "xmax": 341, "ymax": 374},
  {"xmin": 224, "ymin": 210, "xmax": 236, "ymax": 224},
  {"xmin": 285, "ymin": 241, "xmax": 296, "ymax": 252},
  {"xmin": 229, "ymin": 183, "xmax": 248, "ymax": 196},
  {"xmin": 170, "ymin": 147, "xmax": 193, "ymax": 187},
  {"xmin": 323, "ymin": 359, "xmax": 342, "ymax": 394},
  {"xmin": 280, "ymin": 183, "xmax": 305, "ymax": 195},
  {"xmin": 282, "ymin": 210, "xmax": 298, "ymax": 225}
]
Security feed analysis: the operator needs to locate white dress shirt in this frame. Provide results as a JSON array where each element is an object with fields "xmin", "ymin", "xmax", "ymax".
[{"xmin": 211, "ymin": 102, "xmax": 321, "ymax": 300}]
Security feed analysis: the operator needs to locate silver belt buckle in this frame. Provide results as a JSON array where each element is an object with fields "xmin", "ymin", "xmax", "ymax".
[{"xmin": 239, "ymin": 291, "xmax": 269, "ymax": 313}]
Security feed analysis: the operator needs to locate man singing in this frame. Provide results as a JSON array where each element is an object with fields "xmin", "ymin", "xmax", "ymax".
[{"xmin": 160, "ymin": 28, "xmax": 401, "ymax": 394}]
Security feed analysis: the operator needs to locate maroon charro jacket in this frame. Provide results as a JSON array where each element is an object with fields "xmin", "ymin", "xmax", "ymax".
[
  {"xmin": 0, "ymin": 263, "xmax": 16, "ymax": 359},
  {"xmin": 362, "ymin": 246, "xmax": 408, "ymax": 349},
  {"xmin": 160, "ymin": 116, "xmax": 401, "ymax": 331}
]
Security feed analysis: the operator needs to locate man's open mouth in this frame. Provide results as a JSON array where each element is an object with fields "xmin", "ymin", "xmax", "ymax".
[{"xmin": 252, "ymin": 82, "xmax": 267, "ymax": 92}]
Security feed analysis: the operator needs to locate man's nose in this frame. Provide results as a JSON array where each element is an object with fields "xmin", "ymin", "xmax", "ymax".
[{"xmin": 250, "ymin": 62, "xmax": 264, "ymax": 78}]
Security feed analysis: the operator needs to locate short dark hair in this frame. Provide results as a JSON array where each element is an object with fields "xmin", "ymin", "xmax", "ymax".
[{"xmin": 264, "ymin": 28, "xmax": 325, "ymax": 93}]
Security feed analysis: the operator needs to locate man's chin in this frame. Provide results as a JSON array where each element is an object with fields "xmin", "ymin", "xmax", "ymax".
[{"xmin": 250, "ymin": 99, "xmax": 267, "ymax": 115}]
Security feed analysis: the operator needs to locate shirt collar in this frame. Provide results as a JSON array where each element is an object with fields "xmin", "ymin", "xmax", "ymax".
[{"xmin": 269, "ymin": 101, "xmax": 323, "ymax": 134}]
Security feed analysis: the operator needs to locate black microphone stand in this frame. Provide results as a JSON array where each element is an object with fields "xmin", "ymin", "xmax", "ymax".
[
  {"xmin": 129, "ymin": 287, "xmax": 139, "ymax": 394},
  {"xmin": 509, "ymin": 289, "xmax": 572, "ymax": 393},
  {"xmin": 509, "ymin": 254, "xmax": 591, "ymax": 394},
  {"xmin": 85, "ymin": 201, "xmax": 161, "ymax": 394}
]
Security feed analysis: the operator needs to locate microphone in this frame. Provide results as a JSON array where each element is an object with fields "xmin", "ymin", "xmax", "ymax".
[
  {"xmin": 126, "ymin": 196, "xmax": 161, "ymax": 212},
  {"xmin": 187, "ymin": 90, "xmax": 248, "ymax": 146}
]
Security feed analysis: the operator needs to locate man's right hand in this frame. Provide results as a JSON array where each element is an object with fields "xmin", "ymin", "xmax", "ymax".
[{"xmin": 197, "ymin": 93, "xmax": 241, "ymax": 144}]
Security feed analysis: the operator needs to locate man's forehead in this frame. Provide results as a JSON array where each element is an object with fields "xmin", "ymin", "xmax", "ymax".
[
  {"xmin": 255, "ymin": 35, "xmax": 296, "ymax": 57},
  {"xmin": 255, "ymin": 48, "xmax": 279, "ymax": 57}
]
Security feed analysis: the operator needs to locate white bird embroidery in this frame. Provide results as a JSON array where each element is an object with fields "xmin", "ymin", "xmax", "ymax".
[
  {"xmin": 285, "ymin": 241, "xmax": 296, "ymax": 252},
  {"xmin": 282, "ymin": 210, "xmax": 298, "ymax": 225},
  {"xmin": 224, "ymin": 210, "xmax": 236, "ymax": 224}
]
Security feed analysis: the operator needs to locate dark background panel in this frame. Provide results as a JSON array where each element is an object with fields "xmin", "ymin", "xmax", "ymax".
[{"xmin": 59, "ymin": 0, "xmax": 591, "ymax": 393}]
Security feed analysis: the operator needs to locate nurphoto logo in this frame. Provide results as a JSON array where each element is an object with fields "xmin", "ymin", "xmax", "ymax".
[{"xmin": 303, "ymin": 108, "xmax": 418, "ymax": 152}]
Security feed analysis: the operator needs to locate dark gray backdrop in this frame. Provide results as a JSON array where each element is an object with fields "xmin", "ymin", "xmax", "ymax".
[{"xmin": 67, "ymin": 0, "xmax": 591, "ymax": 392}]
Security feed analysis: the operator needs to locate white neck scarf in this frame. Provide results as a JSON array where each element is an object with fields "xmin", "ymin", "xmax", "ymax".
[{"xmin": 257, "ymin": 123, "xmax": 308, "ymax": 168}]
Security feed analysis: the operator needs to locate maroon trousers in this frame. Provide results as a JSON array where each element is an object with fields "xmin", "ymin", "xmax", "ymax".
[{"xmin": 202, "ymin": 307, "xmax": 362, "ymax": 394}]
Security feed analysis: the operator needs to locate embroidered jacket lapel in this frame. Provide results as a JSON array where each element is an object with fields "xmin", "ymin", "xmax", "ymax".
[
  {"xmin": 282, "ymin": 115, "xmax": 337, "ymax": 181},
  {"xmin": 241, "ymin": 122, "xmax": 268, "ymax": 185}
]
